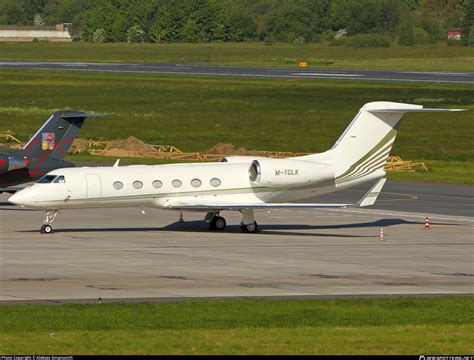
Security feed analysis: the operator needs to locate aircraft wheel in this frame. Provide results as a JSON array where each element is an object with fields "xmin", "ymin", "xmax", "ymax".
[
  {"xmin": 241, "ymin": 221, "xmax": 258, "ymax": 233},
  {"xmin": 210, "ymin": 216, "xmax": 226, "ymax": 231},
  {"xmin": 41, "ymin": 224, "xmax": 53, "ymax": 234}
]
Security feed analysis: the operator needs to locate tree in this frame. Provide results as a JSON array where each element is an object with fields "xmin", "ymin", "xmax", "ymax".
[
  {"xmin": 226, "ymin": 5, "xmax": 257, "ymax": 41},
  {"xmin": 0, "ymin": 0, "xmax": 28, "ymax": 25},
  {"xmin": 330, "ymin": 0, "xmax": 380, "ymax": 35},
  {"xmin": 398, "ymin": 16, "xmax": 417, "ymax": 45},
  {"xmin": 111, "ymin": 14, "xmax": 129, "ymax": 42},
  {"xmin": 265, "ymin": 2, "xmax": 313, "ymax": 42},
  {"xmin": 81, "ymin": 2, "xmax": 118, "ymax": 42},
  {"xmin": 462, "ymin": 0, "xmax": 474, "ymax": 45}
]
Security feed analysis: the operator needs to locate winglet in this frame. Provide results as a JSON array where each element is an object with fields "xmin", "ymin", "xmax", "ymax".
[
  {"xmin": 113, "ymin": 159, "xmax": 120, "ymax": 167},
  {"xmin": 357, "ymin": 177, "xmax": 387, "ymax": 207}
]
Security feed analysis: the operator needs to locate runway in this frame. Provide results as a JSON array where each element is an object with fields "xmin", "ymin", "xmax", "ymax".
[
  {"xmin": 0, "ymin": 180, "xmax": 472, "ymax": 304},
  {"xmin": 0, "ymin": 61, "xmax": 473, "ymax": 84}
]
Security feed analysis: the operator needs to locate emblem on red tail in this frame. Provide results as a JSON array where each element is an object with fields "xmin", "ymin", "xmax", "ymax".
[{"xmin": 42, "ymin": 133, "xmax": 55, "ymax": 150}]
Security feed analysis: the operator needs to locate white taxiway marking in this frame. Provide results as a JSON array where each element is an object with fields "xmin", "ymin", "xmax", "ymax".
[{"xmin": 291, "ymin": 73, "xmax": 362, "ymax": 77}]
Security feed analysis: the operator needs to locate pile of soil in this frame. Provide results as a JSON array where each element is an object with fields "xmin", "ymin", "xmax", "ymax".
[
  {"xmin": 205, "ymin": 143, "xmax": 260, "ymax": 155},
  {"xmin": 108, "ymin": 136, "xmax": 156, "ymax": 155},
  {"xmin": 70, "ymin": 138, "xmax": 89, "ymax": 154}
]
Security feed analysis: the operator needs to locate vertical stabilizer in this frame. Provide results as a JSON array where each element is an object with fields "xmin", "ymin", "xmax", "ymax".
[
  {"xmin": 23, "ymin": 111, "xmax": 109, "ymax": 161},
  {"xmin": 299, "ymin": 102, "xmax": 464, "ymax": 184}
]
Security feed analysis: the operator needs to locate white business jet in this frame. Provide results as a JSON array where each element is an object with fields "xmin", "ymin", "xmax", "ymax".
[{"xmin": 9, "ymin": 101, "xmax": 464, "ymax": 234}]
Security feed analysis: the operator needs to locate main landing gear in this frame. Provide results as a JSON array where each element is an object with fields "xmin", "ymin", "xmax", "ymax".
[
  {"xmin": 40, "ymin": 210, "xmax": 59, "ymax": 234},
  {"xmin": 240, "ymin": 221, "xmax": 258, "ymax": 233},
  {"xmin": 207, "ymin": 212, "xmax": 227, "ymax": 231},
  {"xmin": 239, "ymin": 209, "xmax": 258, "ymax": 233},
  {"xmin": 205, "ymin": 209, "xmax": 258, "ymax": 233}
]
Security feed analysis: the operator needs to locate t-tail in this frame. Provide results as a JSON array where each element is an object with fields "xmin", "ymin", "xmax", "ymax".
[{"xmin": 299, "ymin": 101, "xmax": 465, "ymax": 186}]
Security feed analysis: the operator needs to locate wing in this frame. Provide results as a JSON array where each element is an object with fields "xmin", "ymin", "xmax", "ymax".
[
  {"xmin": 167, "ymin": 178, "xmax": 387, "ymax": 211},
  {"xmin": 167, "ymin": 202, "xmax": 352, "ymax": 211}
]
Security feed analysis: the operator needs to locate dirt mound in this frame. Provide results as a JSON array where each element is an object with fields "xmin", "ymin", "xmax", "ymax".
[
  {"xmin": 70, "ymin": 138, "xmax": 89, "ymax": 154},
  {"xmin": 205, "ymin": 143, "xmax": 261, "ymax": 155},
  {"xmin": 108, "ymin": 136, "xmax": 156, "ymax": 154}
]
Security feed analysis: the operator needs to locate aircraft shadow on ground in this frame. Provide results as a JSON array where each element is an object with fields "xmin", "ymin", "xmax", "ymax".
[{"xmin": 17, "ymin": 218, "xmax": 457, "ymax": 237}]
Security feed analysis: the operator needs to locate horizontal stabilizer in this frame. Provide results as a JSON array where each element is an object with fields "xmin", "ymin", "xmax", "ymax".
[
  {"xmin": 368, "ymin": 108, "xmax": 466, "ymax": 114},
  {"xmin": 357, "ymin": 177, "xmax": 386, "ymax": 207},
  {"xmin": 61, "ymin": 113, "xmax": 111, "ymax": 118}
]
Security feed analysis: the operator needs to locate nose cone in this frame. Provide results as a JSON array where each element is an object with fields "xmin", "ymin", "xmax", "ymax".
[{"xmin": 9, "ymin": 188, "xmax": 35, "ymax": 207}]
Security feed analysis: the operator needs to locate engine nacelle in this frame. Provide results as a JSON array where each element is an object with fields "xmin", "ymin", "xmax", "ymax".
[
  {"xmin": 0, "ymin": 154, "xmax": 28, "ymax": 174},
  {"xmin": 219, "ymin": 156, "xmax": 267, "ymax": 163},
  {"xmin": 248, "ymin": 158, "xmax": 335, "ymax": 188}
]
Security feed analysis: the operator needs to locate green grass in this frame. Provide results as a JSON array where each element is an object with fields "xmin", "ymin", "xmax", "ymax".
[
  {"xmin": 1, "ymin": 297, "xmax": 473, "ymax": 354},
  {"xmin": 0, "ymin": 69, "xmax": 472, "ymax": 184},
  {"xmin": 0, "ymin": 42, "xmax": 473, "ymax": 71},
  {"xmin": 387, "ymin": 160, "xmax": 474, "ymax": 184}
]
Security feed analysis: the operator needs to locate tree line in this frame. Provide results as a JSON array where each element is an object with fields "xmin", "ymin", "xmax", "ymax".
[{"xmin": 0, "ymin": 0, "xmax": 472, "ymax": 45}]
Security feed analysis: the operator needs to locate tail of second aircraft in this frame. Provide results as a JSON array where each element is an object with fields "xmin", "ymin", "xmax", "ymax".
[
  {"xmin": 0, "ymin": 111, "xmax": 109, "ymax": 188},
  {"xmin": 22, "ymin": 110, "xmax": 109, "ymax": 162},
  {"xmin": 299, "ymin": 101, "xmax": 464, "ymax": 184}
]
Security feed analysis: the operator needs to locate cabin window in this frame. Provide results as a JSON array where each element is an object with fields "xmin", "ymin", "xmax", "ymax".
[
  {"xmin": 37, "ymin": 175, "xmax": 57, "ymax": 184},
  {"xmin": 191, "ymin": 178, "xmax": 202, "ymax": 188},
  {"xmin": 53, "ymin": 176, "xmax": 66, "ymax": 184},
  {"xmin": 172, "ymin": 179, "xmax": 182, "ymax": 188},
  {"xmin": 133, "ymin": 180, "xmax": 143, "ymax": 189},
  {"xmin": 152, "ymin": 180, "xmax": 163, "ymax": 189},
  {"xmin": 113, "ymin": 181, "xmax": 123, "ymax": 190},
  {"xmin": 210, "ymin": 178, "xmax": 221, "ymax": 187}
]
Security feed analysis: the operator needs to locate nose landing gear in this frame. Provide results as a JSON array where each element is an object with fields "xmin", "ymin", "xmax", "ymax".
[{"xmin": 40, "ymin": 210, "xmax": 59, "ymax": 234}]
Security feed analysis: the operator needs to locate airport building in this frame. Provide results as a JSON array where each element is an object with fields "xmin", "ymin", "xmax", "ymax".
[{"xmin": 0, "ymin": 24, "xmax": 72, "ymax": 42}]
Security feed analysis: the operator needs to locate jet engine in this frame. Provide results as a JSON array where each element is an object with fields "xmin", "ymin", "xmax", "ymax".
[
  {"xmin": 248, "ymin": 159, "xmax": 335, "ymax": 188},
  {"xmin": 0, "ymin": 154, "xmax": 28, "ymax": 174}
]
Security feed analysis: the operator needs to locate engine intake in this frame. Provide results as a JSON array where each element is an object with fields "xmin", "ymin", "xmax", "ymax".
[
  {"xmin": 248, "ymin": 159, "xmax": 334, "ymax": 188},
  {"xmin": 0, "ymin": 154, "xmax": 28, "ymax": 174}
]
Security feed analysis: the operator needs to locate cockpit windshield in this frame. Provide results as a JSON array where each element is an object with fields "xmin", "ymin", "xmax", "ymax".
[
  {"xmin": 53, "ymin": 176, "xmax": 66, "ymax": 183},
  {"xmin": 37, "ymin": 175, "xmax": 57, "ymax": 184}
]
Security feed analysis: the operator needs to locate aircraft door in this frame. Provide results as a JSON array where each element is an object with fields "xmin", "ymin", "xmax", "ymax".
[{"xmin": 85, "ymin": 174, "xmax": 102, "ymax": 200}]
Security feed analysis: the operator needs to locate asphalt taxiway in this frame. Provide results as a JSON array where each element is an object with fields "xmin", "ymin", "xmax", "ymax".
[
  {"xmin": 0, "ymin": 61, "xmax": 473, "ymax": 84},
  {"xmin": 0, "ymin": 181, "xmax": 472, "ymax": 304}
]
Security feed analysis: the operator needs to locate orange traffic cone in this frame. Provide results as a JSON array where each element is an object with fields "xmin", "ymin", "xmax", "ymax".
[
  {"xmin": 379, "ymin": 227, "xmax": 385, "ymax": 241},
  {"xmin": 179, "ymin": 212, "xmax": 184, "ymax": 222},
  {"xmin": 423, "ymin": 217, "xmax": 431, "ymax": 230}
]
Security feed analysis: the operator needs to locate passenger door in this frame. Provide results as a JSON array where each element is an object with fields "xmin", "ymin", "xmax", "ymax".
[{"xmin": 85, "ymin": 174, "xmax": 102, "ymax": 201}]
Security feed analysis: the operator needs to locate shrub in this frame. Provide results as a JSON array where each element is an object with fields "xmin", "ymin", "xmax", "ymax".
[
  {"xmin": 92, "ymin": 28, "xmax": 107, "ymax": 43},
  {"xmin": 293, "ymin": 36, "xmax": 306, "ymax": 46},
  {"xmin": 398, "ymin": 17, "xmax": 416, "ymax": 46},
  {"xmin": 420, "ymin": 19, "xmax": 442, "ymax": 44},
  {"xmin": 127, "ymin": 25, "xmax": 145, "ymax": 43},
  {"xmin": 345, "ymin": 34, "xmax": 391, "ymax": 48},
  {"xmin": 469, "ymin": 26, "xmax": 474, "ymax": 47},
  {"xmin": 33, "ymin": 14, "xmax": 44, "ymax": 27},
  {"xmin": 334, "ymin": 29, "xmax": 347, "ymax": 40},
  {"xmin": 413, "ymin": 27, "xmax": 429, "ymax": 44},
  {"xmin": 329, "ymin": 38, "xmax": 346, "ymax": 46}
]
